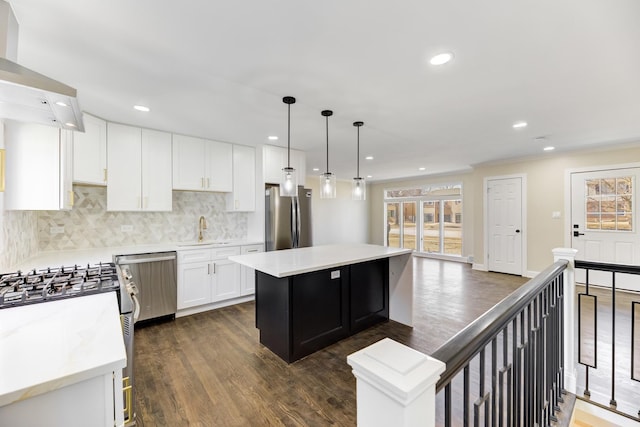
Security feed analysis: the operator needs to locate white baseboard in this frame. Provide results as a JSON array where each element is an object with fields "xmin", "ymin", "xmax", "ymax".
[
  {"xmin": 472, "ymin": 263, "xmax": 488, "ymax": 271},
  {"xmin": 176, "ymin": 294, "xmax": 255, "ymax": 318},
  {"xmin": 524, "ymin": 270, "xmax": 540, "ymax": 279},
  {"xmin": 412, "ymin": 252, "xmax": 469, "ymax": 263}
]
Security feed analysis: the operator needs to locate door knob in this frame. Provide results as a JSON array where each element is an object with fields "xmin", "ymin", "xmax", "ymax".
[
  {"xmin": 515, "ymin": 229, "xmax": 520, "ymax": 233},
  {"xmin": 573, "ymin": 231, "xmax": 585, "ymax": 237}
]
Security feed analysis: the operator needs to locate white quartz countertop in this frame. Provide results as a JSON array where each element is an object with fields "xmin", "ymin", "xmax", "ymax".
[
  {"xmin": 229, "ymin": 243, "xmax": 413, "ymax": 278},
  {"xmin": 0, "ymin": 292, "xmax": 126, "ymax": 407},
  {"xmin": 12, "ymin": 240, "xmax": 264, "ymax": 272}
]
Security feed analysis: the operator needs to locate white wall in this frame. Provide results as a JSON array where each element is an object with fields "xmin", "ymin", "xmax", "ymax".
[{"xmin": 307, "ymin": 178, "xmax": 369, "ymax": 245}]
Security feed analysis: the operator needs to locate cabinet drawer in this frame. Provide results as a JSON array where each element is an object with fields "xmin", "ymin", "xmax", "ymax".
[
  {"xmin": 241, "ymin": 244, "xmax": 264, "ymax": 254},
  {"xmin": 178, "ymin": 249, "xmax": 211, "ymax": 264},
  {"xmin": 212, "ymin": 246, "xmax": 241, "ymax": 259}
]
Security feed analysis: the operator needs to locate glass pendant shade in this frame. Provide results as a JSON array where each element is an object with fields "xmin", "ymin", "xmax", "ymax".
[
  {"xmin": 352, "ymin": 177, "xmax": 366, "ymax": 200},
  {"xmin": 280, "ymin": 166, "xmax": 297, "ymax": 197},
  {"xmin": 279, "ymin": 96, "xmax": 296, "ymax": 197},
  {"xmin": 320, "ymin": 172, "xmax": 336, "ymax": 199}
]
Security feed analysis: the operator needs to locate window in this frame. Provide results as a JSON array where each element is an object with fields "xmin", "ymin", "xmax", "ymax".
[
  {"xmin": 585, "ymin": 177, "xmax": 633, "ymax": 231},
  {"xmin": 385, "ymin": 184, "xmax": 463, "ymax": 256}
]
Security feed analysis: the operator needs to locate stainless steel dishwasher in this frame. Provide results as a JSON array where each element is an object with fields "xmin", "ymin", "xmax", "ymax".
[{"xmin": 114, "ymin": 251, "xmax": 177, "ymax": 323}]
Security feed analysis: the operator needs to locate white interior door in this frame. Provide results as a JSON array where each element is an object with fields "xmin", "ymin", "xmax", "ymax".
[
  {"xmin": 571, "ymin": 168, "xmax": 640, "ymax": 290},
  {"xmin": 487, "ymin": 177, "xmax": 523, "ymax": 275}
]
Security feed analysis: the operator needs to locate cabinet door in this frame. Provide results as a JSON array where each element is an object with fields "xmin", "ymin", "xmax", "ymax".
[
  {"xmin": 177, "ymin": 261, "xmax": 211, "ymax": 309},
  {"xmin": 291, "ymin": 267, "xmax": 349, "ymax": 361},
  {"xmin": 226, "ymin": 145, "xmax": 255, "ymax": 211},
  {"xmin": 291, "ymin": 148, "xmax": 306, "ymax": 187},
  {"xmin": 240, "ymin": 244, "xmax": 263, "ymax": 296},
  {"xmin": 141, "ymin": 129, "xmax": 172, "ymax": 211},
  {"xmin": 73, "ymin": 113, "xmax": 107, "ymax": 185},
  {"xmin": 205, "ymin": 140, "xmax": 232, "ymax": 192},
  {"xmin": 211, "ymin": 259, "xmax": 241, "ymax": 302},
  {"xmin": 60, "ymin": 130, "xmax": 74, "ymax": 210},
  {"xmin": 107, "ymin": 123, "xmax": 142, "ymax": 211},
  {"xmin": 4, "ymin": 121, "xmax": 63, "ymax": 210},
  {"xmin": 172, "ymin": 134, "xmax": 205, "ymax": 190},
  {"xmin": 263, "ymin": 144, "xmax": 286, "ymax": 185}
]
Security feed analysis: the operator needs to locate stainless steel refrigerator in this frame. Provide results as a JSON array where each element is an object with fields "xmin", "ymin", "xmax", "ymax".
[{"xmin": 265, "ymin": 185, "xmax": 313, "ymax": 251}]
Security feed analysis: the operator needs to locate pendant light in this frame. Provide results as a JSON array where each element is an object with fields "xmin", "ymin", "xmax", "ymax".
[
  {"xmin": 352, "ymin": 121, "xmax": 366, "ymax": 201},
  {"xmin": 319, "ymin": 110, "xmax": 336, "ymax": 199},
  {"xmin": 280, "ymin": 96, "xmax": 297, "ymax": 197}
]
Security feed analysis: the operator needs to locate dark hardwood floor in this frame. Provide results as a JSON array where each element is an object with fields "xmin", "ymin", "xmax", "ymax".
[{"xmin": 133, "ymin": 258, "xmax": 544, "ymax": 426}]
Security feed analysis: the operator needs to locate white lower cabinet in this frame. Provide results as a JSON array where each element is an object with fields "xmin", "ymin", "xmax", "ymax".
[
  {"xmin": 177, "ymin": 246, "xmax": 242, "ymax": 311},
  {"xmin": 240, "ymin": 244, "xmax": 264, "ymax": 296}
]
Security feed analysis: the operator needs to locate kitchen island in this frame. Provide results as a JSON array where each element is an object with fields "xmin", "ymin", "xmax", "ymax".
[
  {"xmin": 0, "ymin": 292, "xmax": 126, "ymax": 426},
  {"xmin": 229, "ymin": 243, "xmax": 413, "ymax": 362}
]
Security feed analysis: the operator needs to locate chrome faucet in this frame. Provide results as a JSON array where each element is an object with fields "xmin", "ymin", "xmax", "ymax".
[{"xmin": 198, "ymin": 216, "xmax": 207, "ymax": 242}]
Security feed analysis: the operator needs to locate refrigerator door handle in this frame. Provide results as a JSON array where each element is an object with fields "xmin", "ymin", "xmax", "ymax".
[
  {"xmin": 290, "ymin": 196, "xmax": 297, "ymax": 248},
  {"xmin": 295, "ymin": 195, "xmax": 302, "ymax": 248}
]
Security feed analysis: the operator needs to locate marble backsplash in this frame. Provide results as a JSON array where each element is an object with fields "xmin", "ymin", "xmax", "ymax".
[
  {"xmin": 0, "ymin": 209, "xmax": 39, "ymax": 270},
  {"xmin": 37, "ymin": 186, "xmax": 248, "ymax": 252}
]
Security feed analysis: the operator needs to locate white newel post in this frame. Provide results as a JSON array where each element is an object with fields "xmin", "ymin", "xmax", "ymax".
[
  {"xmin": 347, "ymin": 338, "xmax": 446, "ymax": 427},
  {"xmin": 553, "ymin": 247, "xmax": 578, "ymax": 394}
]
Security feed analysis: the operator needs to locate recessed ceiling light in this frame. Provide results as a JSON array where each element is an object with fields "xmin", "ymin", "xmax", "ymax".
[
  {"xmin": 366, "ymin": 175, "xmax": 372, "ymax": 179},
  {"xmin": 543, "ymin": 146, "xmax": 555, "ymax": 151},
  {"xmin": 418, "ymin": 167, "xmax": 426, "ymax": 171},
  {"xmin": 365, "ymin": 156, "xmax": 374, "ymax": 160},
  {"xmin": 312, "ymin": 168, "xmax": 320, "ymax": 172},
  {"xmin": 134, "ymin": 105, "xmax": 150, "ymax": 112},
  {"xmin": 429, "ymin": 52, "xmax": 454, "ymax": 66},
  {"xmin": 55, "ymin": 101, "xmax": 68, "ymax": 107},
  {"xmin": 268, "ymin": 136, "xmax": 278, "ymax": 141},
  {"xmin": 512, "ymin": 121, "xmax": 528, "ymax": 129},
  {"xmin": 65, "ymin": 122, "xmax": 76, "ymax": 128}
]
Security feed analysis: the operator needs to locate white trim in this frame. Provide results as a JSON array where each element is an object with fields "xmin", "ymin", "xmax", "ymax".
[
  {"xmin": 412, "ymin": 252, "xmax": 469, "ymax": 263},
  {"xmin": 483, "ymin": 174, "xmax": 527, "ymax": 276},
  {"xmin": 176, "ymin": 295, "xmax": 254, "ymax": 318},
  {"xmin": 564, "ymin": 161, "xmax": 640, "ymax": 249},
  {"xmin": 524, "ymin": 270, "xmax": 539, "ymax": 279},
  {"xmin": 472, "ymin": 263, "xmax": 488, "ymax": 271}
]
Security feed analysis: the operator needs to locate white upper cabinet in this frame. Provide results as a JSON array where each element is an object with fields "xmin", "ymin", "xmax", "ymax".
[
  {"xmin": 106, "ymin": 123, "xmax": 172, "ymax": 211},
  {"xmin": 4, "ymin": 121, "xmax": 73, "ymax": 210},
  {"xmin": 226, "ymin": 144, "xmax": 255, "ymax": 212},
  {"xmin": 72, "ymin": 113, "xmax": 107, "ymax": 185},
  {"xmin": 172, "ymin": 134, "xmax": 232, "ymax": 192},
  {"xmin": 263, "ymin": 144, "xmax": 306, "ymax": 186},
  {"xmin": 141, "ymin": 128, "xmax": 173, "ymax": 210}
]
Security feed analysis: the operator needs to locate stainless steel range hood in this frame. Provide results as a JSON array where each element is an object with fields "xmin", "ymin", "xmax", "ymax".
[{"xmin": 0, "ymin": 1, "xmax": 84, "ymax": 131}]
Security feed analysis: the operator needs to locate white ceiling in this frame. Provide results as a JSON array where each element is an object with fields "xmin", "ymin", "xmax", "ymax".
[{"xmin": 8, "ymin": 0, "xmax": 640, "ymax": 182}]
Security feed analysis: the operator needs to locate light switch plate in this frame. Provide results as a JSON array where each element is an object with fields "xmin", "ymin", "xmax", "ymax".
[
  {"xmin": 552, "ymin": 211, "xmax": 561, "ymax": 219},
  {"xmin": 331, "ymin": 270, "xmax": 340, "ymax": 279}
]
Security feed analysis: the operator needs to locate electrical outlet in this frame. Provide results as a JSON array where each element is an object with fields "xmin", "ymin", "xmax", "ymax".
[
  {"xmin": 50, "ymin": 226, "xmax": 64, "ymax": 234},
  {"xmin": 121, "ymin": 225, "xmax": 133, "ymax": 232}
]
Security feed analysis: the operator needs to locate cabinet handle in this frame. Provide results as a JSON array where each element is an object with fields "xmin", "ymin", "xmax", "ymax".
[
  {"xmin": 69, "ymin": 190, "xmax": 74, "ymax": 207},
  {"xmin": 212, "ymin": 262, "xmax": 216, "ymax": 274},
  {"xmin": 103, "ymin": 168, "xmax": 107, "ymax": 182},
  {"xmin": 207, "ymin": 263, "xmax": 210, "ymax": 275},
  {"xmin": 201, "ymin": 177, "xmax": 205, "ymax": 188},
  {"xmin": 123, "ymin": 376, "xmax": 132, "ymax": 423},
  {"xmin": 247, "ymin": 249, "xmax": 258, "ymax": 253}
]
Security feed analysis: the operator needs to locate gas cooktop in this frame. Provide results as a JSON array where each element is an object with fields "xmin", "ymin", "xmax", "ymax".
[{"xmin": 0, "ymin": 263, "xmax": 120, "ymax": 309}]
